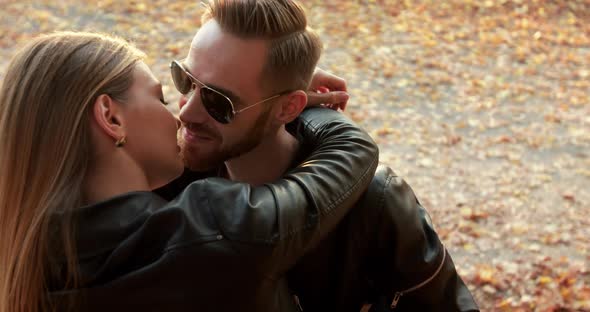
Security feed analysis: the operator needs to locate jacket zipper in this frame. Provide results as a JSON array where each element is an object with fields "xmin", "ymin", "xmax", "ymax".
[
  {"xmin": 390, "ymin": 244, "xmax": 447, "ymax": 309},
  {"xmin": 294, "ymin": 294, "xmax": 304, "ymax": 311}
]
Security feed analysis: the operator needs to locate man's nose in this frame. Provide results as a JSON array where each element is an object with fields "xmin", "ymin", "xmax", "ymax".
[{"xmin": 178, "ymin": 93, "xmax": 209, "ymax": 125}]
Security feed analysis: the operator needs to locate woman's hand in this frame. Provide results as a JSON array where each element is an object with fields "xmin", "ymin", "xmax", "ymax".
[{"xmin": 306, "ymin": 67, "xmax": 349, "ymax": 111}]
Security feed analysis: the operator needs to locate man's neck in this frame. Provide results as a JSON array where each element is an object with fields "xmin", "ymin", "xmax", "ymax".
[{"xmin": 225, "ymin": 126, "xmax": 299, "ymax": 186}]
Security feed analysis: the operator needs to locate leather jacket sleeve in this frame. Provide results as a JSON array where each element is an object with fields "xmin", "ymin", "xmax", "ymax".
[
  {"xmin": 286, "ymin": 165, "xmax": 478, "ymax": 312},
  {"xmin": 365, "ymin": 167, "xmax": 479, "ymax": 311},
  {"xmin": 187, "ymin": 107, "xmax": 379, "ymax": 274}
]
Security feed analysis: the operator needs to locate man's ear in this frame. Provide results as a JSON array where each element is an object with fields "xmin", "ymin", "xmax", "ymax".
[
  {"xmin": 275, "ymin": 90, "xmax": 307, "ymax": 123},
  {"xmin": 91, "ymin": 94, "xmax": 126, "ymax": 141}
]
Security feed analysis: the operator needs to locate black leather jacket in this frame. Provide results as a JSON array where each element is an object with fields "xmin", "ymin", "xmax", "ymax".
[
  {"xmin": 288, "ymin": 166, "xmax": 479, "ymax": 311},
  {"xmin": 48, "ymin": 108, "xmax": 379, "ymax": 312},
  {"xmin": 156, "ymin": 111, "xmax": 479, "ymax": 311}
]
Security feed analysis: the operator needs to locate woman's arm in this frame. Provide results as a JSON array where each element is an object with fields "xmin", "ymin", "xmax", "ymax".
[{"xmin": 200, "ymin": 107, "xmax": 378, "ymax": 272}]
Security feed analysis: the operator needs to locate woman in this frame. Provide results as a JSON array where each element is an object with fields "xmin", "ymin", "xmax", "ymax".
[{"xmin": 0, "ymin": 32, "xmax": 377, "ymax": 312}]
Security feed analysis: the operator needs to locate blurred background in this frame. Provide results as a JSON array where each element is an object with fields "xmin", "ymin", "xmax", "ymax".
[{"xmin": 1, "ymin": 0, "xmax": 589, "ymax": 310}]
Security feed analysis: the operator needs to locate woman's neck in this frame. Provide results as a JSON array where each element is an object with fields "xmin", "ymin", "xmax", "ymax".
[{"xmin": 82, "ymin": 152, "xmax": 150, "ymax": 205}]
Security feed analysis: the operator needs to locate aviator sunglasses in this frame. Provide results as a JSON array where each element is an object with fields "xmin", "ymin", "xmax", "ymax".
[{"xmin": 170, "ymin": 60, "xmax": 291, "ymax": 124}]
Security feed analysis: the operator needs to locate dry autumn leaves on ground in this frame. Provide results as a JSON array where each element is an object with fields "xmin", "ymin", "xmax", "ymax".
[{"xmin": 1, "ymin": 0, "xmax": 588, "ymax": 310}]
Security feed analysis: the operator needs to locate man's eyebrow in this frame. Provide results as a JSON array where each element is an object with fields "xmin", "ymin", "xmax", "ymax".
[
  {"xmin": 206, "ymin": 83, "xmax": 241, "ymax": 102},
  {"xmin": 181, "ymin": 61, "xmax": 241, "ymax": 102}
]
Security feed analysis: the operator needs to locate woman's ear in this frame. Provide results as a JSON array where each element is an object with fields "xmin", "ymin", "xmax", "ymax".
[
  {"xmin": 91, "ymin": 94, "xmax": 126, "ymax": 141},
  {"xmin": 275, "ymin": 90, "xmax": 307, "ymax": 124}
]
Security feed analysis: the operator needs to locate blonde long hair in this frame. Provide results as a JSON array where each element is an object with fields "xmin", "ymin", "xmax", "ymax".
[{"xmin": 0, "ymin": 31, "xmax": 145, "ymax": 312}]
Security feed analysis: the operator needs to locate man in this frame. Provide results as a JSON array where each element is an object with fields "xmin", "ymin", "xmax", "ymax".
[{"xmin": 158, "ymin": 0, "xmax": 479, "ymax": 311}]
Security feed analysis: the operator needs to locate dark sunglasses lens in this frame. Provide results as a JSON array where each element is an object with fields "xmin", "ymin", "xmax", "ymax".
[
  {"xmin": 170, "ymin": 62, "xmax": 192, "ymax": 95},
  {"xmin": 200, "ymin": 88, "xmax": 233, "ymax": 124}
]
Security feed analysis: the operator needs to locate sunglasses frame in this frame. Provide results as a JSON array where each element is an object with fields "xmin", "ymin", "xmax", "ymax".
[{"xmin": 170, "ymin": 60, "xmax": 291, "ymax": 124}]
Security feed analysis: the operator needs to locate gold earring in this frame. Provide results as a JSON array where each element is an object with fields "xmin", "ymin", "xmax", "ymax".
[{"xmin": 115, "ymin": 136, "xmax": 127, "ymax": 147}]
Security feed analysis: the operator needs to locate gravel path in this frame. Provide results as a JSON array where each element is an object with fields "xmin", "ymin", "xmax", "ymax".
[{"xmin": 1, "ymin": 1, "xmax": 589, "ymax": 310}]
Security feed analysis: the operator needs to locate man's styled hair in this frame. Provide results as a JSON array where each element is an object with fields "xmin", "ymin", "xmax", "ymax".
[{"xmin": 202, "ymin": 0, "xmax": 323, "ymax": 93}]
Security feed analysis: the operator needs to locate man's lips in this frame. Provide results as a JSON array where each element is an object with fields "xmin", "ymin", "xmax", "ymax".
[{"xmin": 182, "ymin": 126, "xmax": 215, "ymax": 144}]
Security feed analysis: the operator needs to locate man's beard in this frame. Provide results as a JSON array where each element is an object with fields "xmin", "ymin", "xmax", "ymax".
[{"xmin": 180, "ymin": 108, "xmax": 273, "ymax": 172}]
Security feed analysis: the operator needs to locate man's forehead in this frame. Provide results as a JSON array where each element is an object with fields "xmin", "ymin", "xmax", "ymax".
[
  {"xmin": 189, "ymin": 21, "xmax": 214, "ymax": 50},
  {"xmin": 191, "ymin": 21, "xmax": 269, "ymax": 57},
  {"xmin": 186, "ymin": 21, "xmax": 269, "ymax": 98}
]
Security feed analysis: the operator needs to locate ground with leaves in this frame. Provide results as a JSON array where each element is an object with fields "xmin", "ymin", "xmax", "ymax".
[{"xmin": 1, "ymin": 0, "xmax": 589, "ymax": 310}]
